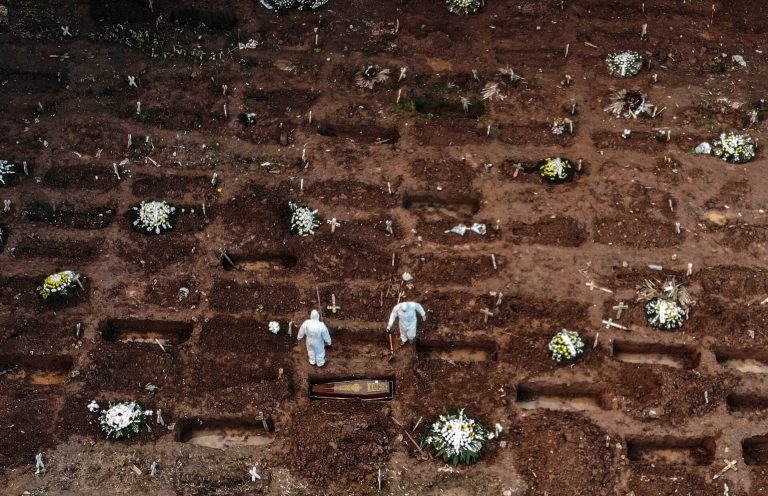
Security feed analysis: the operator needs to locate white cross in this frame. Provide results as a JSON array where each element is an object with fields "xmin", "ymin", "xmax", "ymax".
[
  {"xmin": 128, "ymin": 76, "xmax": 138, "ymax": 88},
  {"xmin": 61, "ymin": 26, "xmax": 72, "ymax": 37},
  {"xmin": 602, "ymin": 319, "xmax": 628, "ymax": 330},
  {"xmin": 327, "ymin": 218, "xmax": 340, "ymax": 233},
  {"xmin": 249, "ymin": 466, "xmax": 261, "ymax": 482},
  {"xmin": 327, "ymin": 294, "xmax": 340, "ymax": 314},
  {"xmin": 712, "ymin": 460, "xmax": 738, "ymax": 480},
  {"xmin": 612, "ymin": 302, "xmax": 628, "ymax": 319},
  {"xmin": 35, "ymin": 453, "xmax": 45, "ymax": 474},
  {"xmin": 480, "ymin": 308, "xmax": 494, "ymax": 323},
  {"xmin": 512, "ymin": 163, "xmax": 524, "ymax": 178},
  {"xmin": 586, "ymin": 281, "xmax": 614, "ymax": 293}
]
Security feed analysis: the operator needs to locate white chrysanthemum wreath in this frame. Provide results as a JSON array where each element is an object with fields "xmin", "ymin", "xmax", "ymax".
[
  {"xmin": 88, "ymin": 400, "xmax": 153, "ymax": 439},
  {"xmin": 131, "ymin": 200, "xmax": 176, "ymax": 235},
  {"xmin": 288, "ymin": 202, "xmax": 321, "ymax": 236},
  {"xmin": 421, "ymin": 409, "xmax": 493, "ymax": 465}
]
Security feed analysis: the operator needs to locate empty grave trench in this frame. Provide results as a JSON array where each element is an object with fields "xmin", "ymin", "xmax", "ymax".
[
  {"xmin": 612, "ymin": 341, "xmax": 700, "ymax": 369},
  {"xmin": 176, "ymin": 418, "xmax": 274, "ymax": 449},
  {"xmin": 402, "ymin": 191, "xmax": 481, "ymax": 217},
  {"xmin": 714, "ymin": 349, "xmax": 768, "ymax": 374},
  {"xmin": 415, "ymin": 341, "xmax": 497, "ymax": 362},
  {"xmin": 0, "ymin": 354, "xmax": 73, "ymax": 385},
  {"xmin": 743, "ymin": 435, "xmax": 768, "ymax": 465},
  {"xmin": 516, "ymin": 383, "xmax": 611, "ymax": 412},
  {"xmin": 221, "ymin": 250, "xmax": 298, "ymax": 271},
  {"xmin": 101, "ymin": 319, "xmax": 193, "ymax": 345},
  {"xmin": 726, "ymin": 394, "xmax": 768, "ymax": 415},
  {"xmin": 627, "ymin": 437, "xmax": 716, "ymax": 466}
]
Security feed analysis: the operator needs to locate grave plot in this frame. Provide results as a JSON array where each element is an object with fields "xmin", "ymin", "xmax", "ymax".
[
  {"xmin": 2, "ymin": 0, "xmax": 768, "ymax": 493},
  {"xmin": 626, "ymin": 436, "xmax": 716, "ymax": 466},
  {"xmin": 515, "ymin": 383, "xmax": 611, "ymax": 412},
  {"xmin": 612, "ymin": 341, "xmax": 700, "ymax": 369},
  {"xmin": 0, "ymin": 354, "xmax": 73, "ymax": 385},
  {"xmin": 42, "ymin": 165, "xmax": 121, "ymax": 192},
  {"xmin": 175, "ymin": 416, "xmax": 274, "ymax": 450}
]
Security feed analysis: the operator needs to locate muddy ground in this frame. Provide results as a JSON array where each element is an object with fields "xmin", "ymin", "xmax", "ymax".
[{"xmin": 1, "ymin": 0, "xmax": 768, "ymax": 495}]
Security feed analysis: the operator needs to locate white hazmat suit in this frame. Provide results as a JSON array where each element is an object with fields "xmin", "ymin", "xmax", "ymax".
[
  {"xmin": 387, "ymin": 301, "xmax": 426, "ymax": 344},
  {"xmin": 297, "ymin": 310, "xmax": 332, "ymax": 366}
]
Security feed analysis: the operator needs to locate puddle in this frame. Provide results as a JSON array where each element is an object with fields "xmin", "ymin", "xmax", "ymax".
[
  {"xmin": 743, "ymin": 436, "xmax": 768, "ymax": 465},
  {"xmin": 221, "ymin": 251, "xmax": 298, "ymax": 271},
  {"xmin": 102, "ymin": 319, "xmax": 193, "ymax": 344},
  {"xmin": 402, "ymin": 192, "xmax": 481, "ymax": 217},
  {"xmin": 416, "ymin": 342, "xmax": 497, "ymax": 362},
  {"xmin": 612, "ymin": 341, "xmax": 699, "ymax": 369},
  {"xmin": 177, "ymin": 418, "xmax": 273, "ymax": 450},
  {"xmin": 516, "ymin": 384, "xmax": 608, "ymax": 411},
  {"xmin": 627, "ymin": 437, "xmax": 715, "ymax": 466},
  {"xmin": 715, "ymin": 349, "xmax": 768, "ymax": 374},
  {"xmin": 0, "ymin": 355, "xmax": 73, "ymax": 385}
]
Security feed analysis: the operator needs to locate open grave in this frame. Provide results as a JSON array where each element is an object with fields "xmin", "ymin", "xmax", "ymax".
[
  {"xmin": 612, "ymin": 341, "xmax": 700, "ymax": 369},
  {"xmin": 175, "ymin": 416, "xmax": 274, "ymax": 450},
  {"xmin": 100, "ymin": 319, "xmax": 193, "ymax": 345}
]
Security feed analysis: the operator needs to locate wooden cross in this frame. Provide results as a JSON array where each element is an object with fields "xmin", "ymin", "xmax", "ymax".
[
  {"xmin": 602, "ymin": 319, "xmax": 628, "ymax": 330},
  {"xmin": 327, "ymin": 294, "xmax": 341, "ymax": 314},
  {"xmin": 712, "ymin": 460, "xmax": 738, "ymax": 480},
  {"xmin": 480, "ymin": 308, "xmax": 494, "ymax": 323},
  {"xmin": 219, "ymin": 248, "xmax": 235, "ymax": 267},
  {"xmin": 512, "ymin": 163, "xmax": 524, "ymax": 178},
  {"xmin": 585, "ymin": 281, "xmax": 613, "ymax": 294},
  {"xmin": 612, "ymin": 302, "xmax": 628, "ymax": 319},
  {"xmin": 327, "ymin": 218, "xmax": 340, "ymax": 233}
]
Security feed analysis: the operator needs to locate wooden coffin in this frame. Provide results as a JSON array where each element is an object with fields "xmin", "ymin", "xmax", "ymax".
[{"xmin": 309, "ymin": 378, "xmax": 394, "ymax": 400}]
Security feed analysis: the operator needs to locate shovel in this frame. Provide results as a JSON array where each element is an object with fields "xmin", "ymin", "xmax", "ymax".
[{"xmin": 387, "ymin": 331, "xmax": 395, "ymax": 362}]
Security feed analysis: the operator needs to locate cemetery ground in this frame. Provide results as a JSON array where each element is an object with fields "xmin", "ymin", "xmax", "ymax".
[{"xmin": 1, "ymin": 0, "xmax": 768, "ymax": 494}]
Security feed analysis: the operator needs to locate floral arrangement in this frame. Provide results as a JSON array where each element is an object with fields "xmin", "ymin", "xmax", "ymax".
[
  {"xmin": 131, "ymin": 200, "xmax": 177, "ymax": 235},
  {"xmin": 421, "ymin": 409, "xmax": 492, "ymax": 465},
  {"xmin": 0, "ymin": 159, "xmax": 17, "ymax": 186},
  {"xmin": 537, "ymin": 157, "xmax": 575, "ymax": 184},
  {"xmin": 711, "ymin": 132, "xmax": 756, "ymax": 163},
  {"xmin": 605, "ymin": 51, "xmax": 643, "ymax": 78},
  {"xmin": 355, "ymin": 65, "xmax": 390, "ymax": 90},
  {"xmin": 37, "ymin": 270, "xmax": 80, "ymax": 300},
  {"xmin": 548, "ymin": 329, "xmax": 585, "ymax": 362},
  {"xmin": 262, "ymin": 0, "xmax": 329, "ymax": 11},
  {"xmin": 604, "ymin": 89, "xmax": 654, "ymax": 119},
  {"xmin": 637, "ymin": 278, "xmax": 694, "ymax": 330},
  {"xmin": 288, "ymin": 202, "xmax": 321, "ymax": 236},
  {"xmin": 88, "ymin": 400, "xmax": 152, "ymax": 439},
  {"xmin": 269, "ymin": 321, "xmax": 280, "ymax": 334},
  {"xmin": 551, "ymin": 117, "xmax": 572, "ymax": 135},
  {"xmin": 446, "ymin": 0, "xmax": 483, "ymax": 15}
]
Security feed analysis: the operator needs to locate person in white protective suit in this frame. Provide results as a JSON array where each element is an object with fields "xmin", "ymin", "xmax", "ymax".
[
  {"xmin": 386, "ymin": 301, "xmax": 426, "ymax": 344},
  {"xmin": 297, "ymin": 309, "xmax": 332, "ymax": 366}
]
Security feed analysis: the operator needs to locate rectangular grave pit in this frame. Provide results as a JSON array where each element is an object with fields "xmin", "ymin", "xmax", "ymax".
[
  {"xmin": 402, "ymin": 191, "xmax": 481, "ymax": 218},
  {"xmin": 0, "ymin": 354, "xmax": 73, "ymax": 385},
  {"xmin": 726, "ymin": 393, "xmax": 768, "ymax": 416},
  {"xmin": 101, "ymin": 319, "xmax": 193, "ymax": 345},
  {"xmin": 175, "ymin": 417, "xmax": 274, "ymax": 450},
  {"xmin": 743, "ymin": 435, "xmax": 768, "ymax": 465},
  {"xmin": 714, "ymin": 349, "xmax": 768, "ymax": 374},
  {"xmin": 627, "ymin": 437, "xmax": 716, "ymax": 466},
  {"xmin": 221, "ymin": 250, "xmax": 298, "ymax": 271},
  {"xmin": 516, "ymin": 383, "xmax": 611, "ymax": 411},
  {"xmin": 612, "ymin": 341, "xmax": 700, "ymax": 369}
]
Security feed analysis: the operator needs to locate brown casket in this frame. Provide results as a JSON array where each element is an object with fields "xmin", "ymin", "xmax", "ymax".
[{"xmin": 309, "ymin": 378, "xmax": 394, "ymax": 400}]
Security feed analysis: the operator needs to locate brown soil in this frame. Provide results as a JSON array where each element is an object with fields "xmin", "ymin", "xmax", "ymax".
[{"xmin": 2, "ymin": 0, "xmax": 768, "ymax": 495}]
